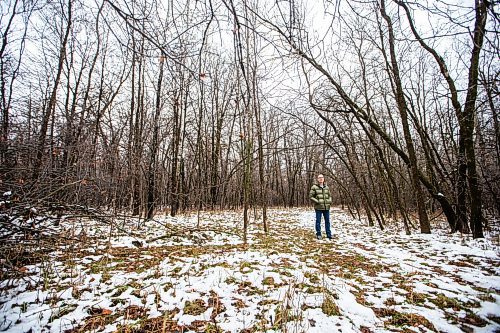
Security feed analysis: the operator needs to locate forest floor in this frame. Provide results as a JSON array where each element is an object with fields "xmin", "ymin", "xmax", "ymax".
[{"xmin": 0, "ymin": 207, "xmax": 499, "ymax": 333}]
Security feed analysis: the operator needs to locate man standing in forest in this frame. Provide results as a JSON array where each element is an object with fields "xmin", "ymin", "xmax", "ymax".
[{"xmin": 309, "ymin": 174, "xmax": 332, "ymax": 240}]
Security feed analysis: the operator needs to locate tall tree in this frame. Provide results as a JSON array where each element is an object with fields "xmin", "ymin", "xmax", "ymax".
[
  {"xmin": 0, "ymin": 0, "xmax": 33, "ymax": 175},
  {"xmin": 32, "ymin": 0, "xmax": 73, "ymax": 181},
  {"xmin": 397, "ymin": 0, "xmax": 490, "ymax": 237},
  {"xmin": 379, "ymin": 0, "xmax": 430, "ymax": 233},
  {"xmin": 146, "ymin": 54, "xmax": 165, "ymax": 219}
]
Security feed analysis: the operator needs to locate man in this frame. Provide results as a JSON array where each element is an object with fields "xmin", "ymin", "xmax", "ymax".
[{"xmin": 309, "ymin": 174, "xmax": 332, "ymax": 240}]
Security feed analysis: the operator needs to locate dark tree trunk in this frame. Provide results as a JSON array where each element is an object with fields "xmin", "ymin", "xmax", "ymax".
[
  {"xmin": 32, "ymin": 0, "xmax": 72, "ymax": 181},
  {"xmin": 462, "ymin": 0, "xmax": 489, "ymax": 238},
  {"xmin": 380, "ymin": 0, "xmax": 430, "ymax": 233},
  {"xmin": 147, "ymin": 55, "xmax": 164, "ymax": 220},
  {"xmin": 170, "ymin": 91, "xmax": 181, "ymax": 217}
]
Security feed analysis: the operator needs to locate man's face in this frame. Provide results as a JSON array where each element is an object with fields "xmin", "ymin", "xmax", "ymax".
[{"xmin": 317, "ymin": 175, "xmax": 324, "ymax": 183}]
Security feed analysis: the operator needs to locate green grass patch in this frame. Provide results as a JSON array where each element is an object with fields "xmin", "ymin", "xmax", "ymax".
[
  {"xmin": 430, "ymin": 293, "xmax": 462, "ymax": 311},
  {"xmin": 321, "ymin": 294, "xmax": 340, "ymax": 316},
  {"xmin": 262, "ymin": 276, "xmax": 275, "ymax": 286},
  {"xmin": 304, "ymin": 271, "xmax": 320, "ymax": 284},
  {"xmin": 111, "ymin": 285, "xmax": 129, "ymax": 297},
  {"xmin": 184, "ymin": 299, "xmax": 207, "ymax": 316}
]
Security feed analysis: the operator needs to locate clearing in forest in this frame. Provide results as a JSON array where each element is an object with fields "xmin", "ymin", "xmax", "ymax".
[{"xmin": 1, "ymin": 207, "xmax": 499, "ymax": 332}]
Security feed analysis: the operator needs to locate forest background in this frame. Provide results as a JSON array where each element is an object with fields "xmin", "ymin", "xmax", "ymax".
[{"xmin": 0, "ymin": 0, "xmax": 498, "ymax": 239}]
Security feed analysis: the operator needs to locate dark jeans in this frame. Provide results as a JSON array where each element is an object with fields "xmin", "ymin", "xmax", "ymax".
[{"xmin": 315, "ymin": 209, "xmax": 331, "ymax": 238}]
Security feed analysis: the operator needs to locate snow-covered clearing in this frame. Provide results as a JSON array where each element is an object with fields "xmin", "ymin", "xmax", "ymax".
[{"xmin": 1, "ymin": 207, "xmax": 499, "ymax": 332}]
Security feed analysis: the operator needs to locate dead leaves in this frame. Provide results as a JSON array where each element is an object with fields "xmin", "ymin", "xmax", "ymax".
[
  {"xmin": 87, "ymin": 307, "xmax": 112, "ymax": 316},
  {"xmin": 123, "ymin": 305, "xmax": 147, "ymax": 320},
  {"xmin": 208, "ymin": 290, "xmax": 226, "ymax": 320},
  {"xmin": 373, "ymin": 307, "xmax": 437, "ymax": 331},
  {"xmin": 67, "ymin": 307, "xmax": 118, "ymax": 332},
  {"xmin": 183, "ymin": 298, "xmax": 207, "ymax": 316},
  {"xmin": 232, "ymin": 297, "xmax": 247, "ymax": 309},
  {"xmin": 3, "ymin": 208, "xmax": 499, "ymax": 333},
  {"xmin": 262, "ymin": 276, "xmax": 275, "ymax": 286},
  {"xmin": 321, "ymin": 294, "xmax": 340, "ymax": 316}
]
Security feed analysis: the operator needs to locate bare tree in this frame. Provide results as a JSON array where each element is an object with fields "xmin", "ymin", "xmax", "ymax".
[
  {"xmin": 32, "ymin": 0, "xmax": 73, "ymax": 181},
  {"xmin": 0, "ymin": 0, "xmax": 34, "ymax": 176},
  {"xmin": 379, "ymin": 0, "xmax": 430, "ymax": 233},
  {"xmin": 397, "ymin": 0, "xmax": 491, "ymax": 237}
]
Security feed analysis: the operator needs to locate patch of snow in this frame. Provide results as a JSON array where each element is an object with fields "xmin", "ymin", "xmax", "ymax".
[{"xmin": 1, "ymin": 207, "xmax": 498, "ymax": 333}]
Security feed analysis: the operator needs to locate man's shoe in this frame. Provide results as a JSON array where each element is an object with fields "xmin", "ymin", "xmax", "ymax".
[{"xmin": 316, "ymin": 235, "xmax": 322, "ymax": 240}]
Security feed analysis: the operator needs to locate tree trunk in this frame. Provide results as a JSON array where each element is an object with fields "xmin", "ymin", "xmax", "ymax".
[
  {"xmin": 397, "ymin": 0, "xmax": 489, "ymax": 238},
  {"xmin": 462, "ymin": 0, "xmax": 488, "ymax": 238},
  {"xmin": 170, "ymin": 91, "xmax": 181, "ymax": 217},
  {"xmin": 32, "ymin": 0, "xmax": 72, "ymax": 181},
  {"xmin": 147, "ymin": 55, "xmax": 164, "ymax": 220},
  {"xmin": 380, "ymin": 0, "xmax": 430, "ymax": 233}
]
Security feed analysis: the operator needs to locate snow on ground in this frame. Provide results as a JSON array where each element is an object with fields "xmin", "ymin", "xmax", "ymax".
[{"xmin": 0, "ymin": 207, "xmax": 499, "ymax": 332}]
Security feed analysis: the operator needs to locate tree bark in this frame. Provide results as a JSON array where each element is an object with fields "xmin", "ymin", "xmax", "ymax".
[
  {"xmin": 380, "ymin": 0, "xmax": 431, "ymax": 233},
  {"xmin": 32, "ymin": 0, "xmax": 72, "ymax": 181},
  {"xmin": 397, "ymin": 0, "xmax": 489, "ymax": 238},
  {"xmin": 147, "ymin": 55, "xmax": 165, "ymax": 220}
]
